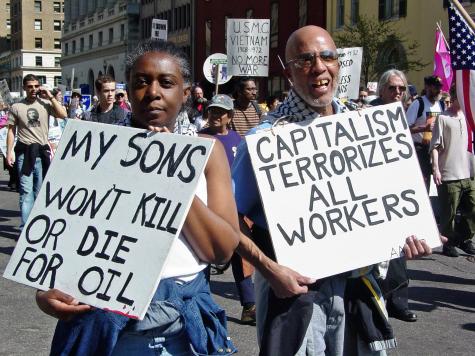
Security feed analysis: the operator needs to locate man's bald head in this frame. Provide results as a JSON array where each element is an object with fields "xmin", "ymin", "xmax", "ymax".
[
  {"xmin": 284, "ymin": 26, "xmax": 339, "ymax": 115},
  {"xmin": 285, "ymin": 26, "xmax": 337, "ymax": 62}
]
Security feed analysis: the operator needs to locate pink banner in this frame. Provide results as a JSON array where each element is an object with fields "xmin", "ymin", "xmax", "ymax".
[{"xmin": 433, "ymin": 29, "xmax": 453, "ymax": 92}]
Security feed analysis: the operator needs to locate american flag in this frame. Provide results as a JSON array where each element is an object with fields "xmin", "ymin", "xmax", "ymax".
[{"xmin": 448, "ymin": 2, "xmax": 475, "ymax": 151}]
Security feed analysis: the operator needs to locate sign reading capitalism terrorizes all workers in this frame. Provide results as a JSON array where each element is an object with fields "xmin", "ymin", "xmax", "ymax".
[
  {"xmin": 227, "ymin": 18, "xmax": 270, "ymax": 77},
  {"xmin": 336, "ymin": 47, "xmax": 363, "ymax": 100},
  {"xmin": 3, "ymin": 120, "xmax": 214, "ymax": 320},
  {"xmin": 246, "ymin": 103, "xmax": 441, "ymax": 280}
]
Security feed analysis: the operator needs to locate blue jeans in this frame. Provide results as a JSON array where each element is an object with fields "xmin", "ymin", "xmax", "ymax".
[{"xmin": 16, "ymin": 153, "xmax": 43, "ymax": 227}]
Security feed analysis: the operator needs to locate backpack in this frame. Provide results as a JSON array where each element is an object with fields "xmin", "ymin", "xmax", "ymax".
[{"xmin": 416, "ymin": 96, "xmax": 445, "ymax": 118}]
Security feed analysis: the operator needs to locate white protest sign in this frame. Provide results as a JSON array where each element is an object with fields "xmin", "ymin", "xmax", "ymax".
[
  {"xmin": 336, "ymin": 47, "xmax": 363, "ymax": 100},
  {"xmin": 4, "ymin": 120, "xmax": 214, "ymax": 319},
  {"xmin": 151, "ymin": 19, "xmax": 168, "ymax": 41},
  {"xmin": 245, "ymin": 103, "xmax": 440, "ymax": 280},
  {"xmin": 0, "ymin": 127, "xmax": 7, "ymax": 156},
  {"xmin": 367, "ymin": 82, "xmax": 378, "ymax": 93},
  {"xmin": 0, "ymin": 79, "xmax": 13, "ymax": 105},
  {"xmin": 203, "ymin": 53, "xmax": 232, "ymax": 85},
  {"xmin": 227, "ymin": 19, "xmax": 270, "ymax": 77}
]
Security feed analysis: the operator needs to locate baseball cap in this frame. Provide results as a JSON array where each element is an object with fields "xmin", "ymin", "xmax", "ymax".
[
  {"xmin": 424, "ymin": 75, "xmax": 442, "ymax": 87},
  {"xmin": 207, "ymin": 94, "xmax": 234, "ymax": 111}
]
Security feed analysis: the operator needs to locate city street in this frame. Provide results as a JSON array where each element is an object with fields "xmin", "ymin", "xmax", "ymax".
[{"xmin": 0, "ymin": 168, "xmax": 473, "ymax": 356}]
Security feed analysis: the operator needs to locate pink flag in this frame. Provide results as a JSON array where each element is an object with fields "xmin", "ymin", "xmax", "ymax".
[{"xmin": 433, "ymin": 29, "xmax": 453, "ymax": 92}]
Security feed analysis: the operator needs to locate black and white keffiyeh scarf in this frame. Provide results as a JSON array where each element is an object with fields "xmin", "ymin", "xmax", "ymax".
[{"xmin": 263, "ymin": 89, "xmax": 347, "ymax": 125}]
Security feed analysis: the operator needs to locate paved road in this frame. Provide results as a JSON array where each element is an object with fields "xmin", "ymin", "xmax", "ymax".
[{"xmin": 0, "ymin": 169, "xmax": 473, "ymax": 355}]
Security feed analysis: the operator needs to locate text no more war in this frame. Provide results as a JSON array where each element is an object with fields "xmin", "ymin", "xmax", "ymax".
[
  {"xmin": 10, "ymin": 127, "xmax": 209, "ymax": 311},
  {"xmin": 253, "ymin": 105, "xmax": 421, "ymax": 246}
]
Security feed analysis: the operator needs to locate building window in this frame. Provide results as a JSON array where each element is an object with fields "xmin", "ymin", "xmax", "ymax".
[
  {"xmin": 54, "ymin": 20, "xmax": 61, "ymax": 31},
  {"xmin": 35, "ymin": 37, "xmax": 42, "ymax": 48},
  {"xmin": 98, "ymin": 31, "xmax": 103, "ymax": 46},
  {"xmin": 6, "ymin": 2, "xmax": 9, "ymax": 11},
  {"xmin": 34, "ymin": 19, "xmax": 42, "ymax": 30},
  {"xmin": 120, "ymin": 24, "xmax": 125, "ymax": 41},
  {"xmin": 34, "ymin": 1, "xmax": 41, "ymax": 12},
  {"xmin": 65, "ymin": 42, "xmax": 68, "ymax": 55},
  {"xmin": 54, "ymin": 2, "xmax": 60, "ymax": 13},
  {"xmin": 205, "ymin": 20, "xmax": 211, "ymax": 57},
  {"xmin": 37, "ymin": 76, "xmax": 46, "ymax": 84},
  {"xmin": 55, "ymin": 57, "xmax": 60, "ymax": 67},
  {"xmin": 6, "ymin": 19, "xmax": 10, "ymax": 30},
  {"xmin": 270, "ymin": 3, "xmax": 278, "ymax": 48},
  {"xmin": 379, "ymin": 0, "xmax": 406, "ymax": 20},
  {"xmin": 54, "ymin": 76, "xmax": 61, "ymax": 86},
  {"xmin": 351, "ymin": 0, "xmax": 359, "ymax": 24},
  {"xmin": 89, "ymin": 34, "xmax": 93, "ymax": 49},
  {"xmin": 245, "ymin": 9, "xmax": 253, "ymax": 19},
  {"xmin": 109, "ymin": 27, "xmax": 113, "ymax": 44},
  {"xmin": 80, "ymin": 37, "xmax": 84, "ymax": 51},
  {"xmin": 72, "ymin": 40, "xmax": 76, "ymax": 54},
  {"xmin": 336, "ymin": 0, "xmax": 344, "ymax": 28},
  {"xmin": 35, "ymin": 56, "xmax": 42, "ymax": 66},
  {"xmin": 298, "ymin": 0, "xmax": 307, "ymax": 27},
  {"xmin": 54, "ymin": 38, "xmax": 61, "ymax": 49}
]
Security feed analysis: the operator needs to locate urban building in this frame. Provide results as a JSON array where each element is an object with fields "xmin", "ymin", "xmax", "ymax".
[
  {"xmin": 326, "ymin": 0, "xmax": 475, "ymax": 91},
  {"xmin": 0, "ymin": 1, "xmax": 11, "ymax": 87},
  {"xmin": 61, "ymin": 0, "xmax": 140, "ymax": 95},
  {"xmin": 10, "ymin": 0, "xmax": 64, "ymax": 95},
  {"xmin": 139, "ymin": 0, "xmax": 326, "ymax": 99}
]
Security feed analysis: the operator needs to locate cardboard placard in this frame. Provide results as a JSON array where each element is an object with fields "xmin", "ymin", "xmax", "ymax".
[
  {"xmin": 226, "ymin": 19, "xmax": 270, "ymax": 77},
  {"xmin": 4, "ymin": 120, "xmax": 214, "ymax": 319},
  {"xmin": 203, "ymin": 53, "xmax": 233, "ymax": 85},
  {"xmin": 336, "ymin": 47, "xmax": 363, "ymax": 100},
  {"xmin": 245, "ymin": 103, "xmax": 440, "ymax": 279}
]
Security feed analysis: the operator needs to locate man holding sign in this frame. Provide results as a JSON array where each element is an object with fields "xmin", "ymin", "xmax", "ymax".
[{"xmin": 232, "ymin": 26, "xmax": 435, "ymax": 355}]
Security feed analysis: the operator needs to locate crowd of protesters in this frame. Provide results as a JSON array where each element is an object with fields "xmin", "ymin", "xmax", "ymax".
[{"xmin": 0, "ymin": 25, "xmax": 472, "ymax": 356}]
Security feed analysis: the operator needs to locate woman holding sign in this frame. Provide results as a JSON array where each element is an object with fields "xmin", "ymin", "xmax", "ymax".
[{"xmin": 35, "ymin": 40, "xmax": 240, "ymax": 355}]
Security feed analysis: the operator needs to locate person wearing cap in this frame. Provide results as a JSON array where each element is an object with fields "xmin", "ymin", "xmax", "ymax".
[
  {"xmin": 406, "ymin": 75, "xmax": 445, "ymax": 190},
  {"xmin": 115, "ymin": 88, "xmax": 131, "ymax": 112},
  {"xmin": 82, "ymin": 75, "xmax": 128, "ymax": 124},
  {"xmin": 199, "ymin": 95, "xmax": 256, "ymax": 323},
  {"xmin": 68, "ymin": 89, "xmax": 86, "ymax": 120}
]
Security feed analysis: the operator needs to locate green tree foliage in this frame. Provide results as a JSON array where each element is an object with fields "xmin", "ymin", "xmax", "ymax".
[{"xmin": 334, "ymin": 15, "xmax": 427, "ymax": 85}]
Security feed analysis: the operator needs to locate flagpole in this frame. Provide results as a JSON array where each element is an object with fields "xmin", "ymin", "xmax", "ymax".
[
  {"xmin": 436, "ymin": 21, "xmax": 450, "ymax": 50},
  {"xmin": 451, "ymin": 0, "xmax": 475, "ymax": 32}
]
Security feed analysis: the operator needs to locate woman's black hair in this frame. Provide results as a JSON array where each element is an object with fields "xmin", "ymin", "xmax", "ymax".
[{"xmin": 125, "ymin": 39, "xmax": 191, "ymax": 85}]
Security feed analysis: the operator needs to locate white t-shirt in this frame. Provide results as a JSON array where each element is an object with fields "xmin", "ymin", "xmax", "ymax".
[{"xmin": 406, "ymin": 96, "xmax": 443, "ymax": 144}]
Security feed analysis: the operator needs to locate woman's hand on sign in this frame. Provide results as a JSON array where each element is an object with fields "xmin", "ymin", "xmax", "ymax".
[
  {"xmin": 264, "ymin": 261, "xmax": 316, "ymax": 298},
  {"xmin": 36, "ymin": 289, "xmax": 92, "ymax": 321}
]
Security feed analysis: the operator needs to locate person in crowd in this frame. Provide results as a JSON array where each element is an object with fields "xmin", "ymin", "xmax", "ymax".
[
  {"xmin": 232, "ymin": 25, "xmax": 434, "ymax": 356},
  {"xmin": 0, "ymin": 104, "xmax": 17, "ymax": 190},
  {"xmin": 47, "ymin": 88, "xmax": 68, "ymax": 154},
  {"xmin": 187, "ymin": 85, "xmax": 207, "ymax": 123},
  {"xmin": 440, "ymin": 91, "xmax": 451, "ymax": 110},
  {"xmin": 68, "ymin": 90, "xmax": 86, "ymax": 120},
  {"xmin": 431, "ymin": 86, "xmax": 475, "ymax": 258},
  {"xmin": 5, "ymin": 74, "xmax": 67, "ymax": 227},
  {"xmin": 406, "ymin": 75, "xmax": 445, "ymax": 190},
  {"xmin": 82, "ymin": 75, "xmax": 128, "ymax": 124},
  {"xmin": 371, "ymin": 69, "xmax": 418, "ymax": 323},
  {"xmin": 230, "ymin": 77, "xmax": 262, "ymax": 136},
  {"xmin": 199, "ymin": 94, "xmax": 255, "ymax": 324},
  {"xmin": 265, "ymin": 95, "xmax": 280, "ymax": 112},
  {"xmin": 34, "ymin": 39, "xmax": 239, "ymax": 356},
  {"xmin": 115, "ymin": 89, "xmax": 131, "ymax": 112}
]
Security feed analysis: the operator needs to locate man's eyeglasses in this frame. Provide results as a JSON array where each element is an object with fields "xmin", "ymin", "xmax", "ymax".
[
  {"xmin": 286, "ymin": 50, "xmax": 339, "ymax": 69},
  {"xmin": 388, "ymin": 85, "xmax": 407, "ymax": 92}
]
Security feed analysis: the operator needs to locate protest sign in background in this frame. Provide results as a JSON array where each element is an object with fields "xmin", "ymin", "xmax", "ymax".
[
  {"xmin": 0, "ymin": 127, "xmax": 7, "ymax": 156},
  {"xmin": 336, "ymin": 47, "xmax": 363, "ymax": 100},
  {"xmin": 151, "ymin": 19, "xmax": 168, "ymax": 41},
  {"xmin": 246, "ymin": 103, "xmax": 440, "ymax": 280},
  {"xmin": 226, "ymin": 19, "xmax": 270, "ymax": 77},
  {"xmin": 0, "ymin": 79, "xmax": 13, "ymax": 105},
  {"xmin": 203, "ymin": 53, "xmax": 232, "ymax": 85},
  {"xmin": 4, "ymin": 120, "xmax": 214, "ymax": 319},
  {"xmin": 63, "ymin": 94, "xmax": 92, "ymax": 110}
]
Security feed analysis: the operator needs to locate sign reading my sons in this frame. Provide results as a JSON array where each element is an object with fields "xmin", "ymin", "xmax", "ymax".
[
  {"xmin": 4, "ymin": 120, "xmax": 214, "ymax": 320},
  {"xmin": 246, "ymin": 103, "xmax": 440, "ymax": 280}
]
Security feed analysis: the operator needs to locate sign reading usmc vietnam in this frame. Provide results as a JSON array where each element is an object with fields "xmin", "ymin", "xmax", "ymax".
[
  {"xmin": 246, "ymin": 103, "xmax": 440, "ymax": 280},
  {"xmin": 4, "ymin": 120, "xmax": 214, "ymax": 320}
]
